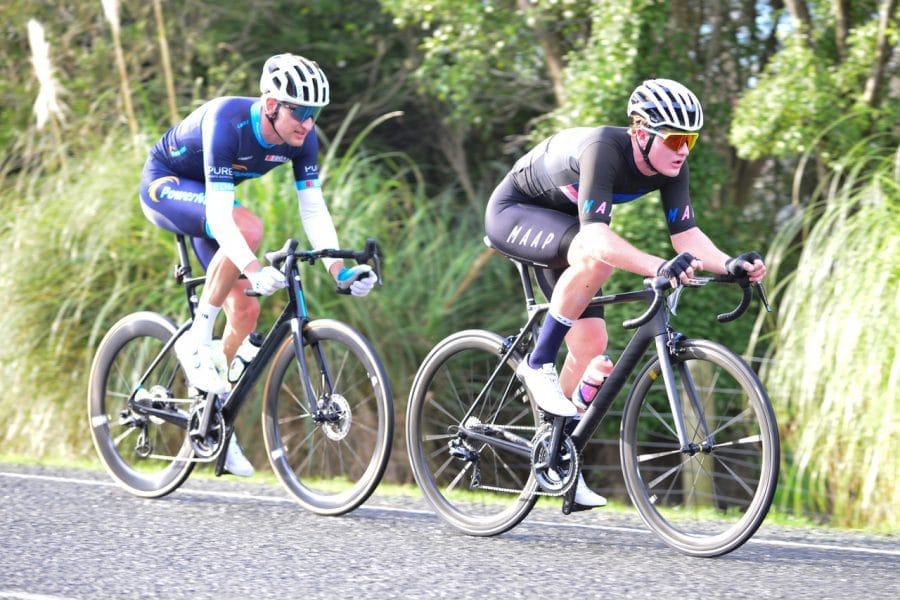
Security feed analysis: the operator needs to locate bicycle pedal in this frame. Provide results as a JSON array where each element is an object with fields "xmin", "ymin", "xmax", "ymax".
[{"xmin": 567, "ymin": 502, "xmax": 596, "ymax": 514}]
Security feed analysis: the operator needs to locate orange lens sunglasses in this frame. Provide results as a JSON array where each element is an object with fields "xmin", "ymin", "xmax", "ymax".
[{"xmin": 643, "ymin": 126, "xmax": 699, "ymax": 151}]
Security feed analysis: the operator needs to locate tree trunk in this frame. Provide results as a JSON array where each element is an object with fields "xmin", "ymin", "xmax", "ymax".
[
  {"xmin": 833, "ymin": 0, "xmax": 850, "ymax": 60},
  {"xmin": 436, "ymin": 121, "xmax": 479, "ymax": 213},
  {"xmin": 862, "ymin": 0, "xmax": 898, "ymax": 108},
  {"xmin": 517, "ymin": 0, "xmax": 566, "ymax": 106},
  {"xmin": 784, "ymin": 0, "xmax": 814, "ymax": 46}
]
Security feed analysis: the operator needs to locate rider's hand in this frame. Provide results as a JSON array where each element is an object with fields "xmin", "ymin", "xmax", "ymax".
[
  {"xmin": 725, "ymin": 251, "xmax": 766, "ymax": 283},
  {"xmin": 247, "ymin": 266, "xmax": 287, "ymax": 296},
  {"xmin": 337, "ymin": 264, "xmax": 375, "ymax": 297},
  {"xmin": 657, "ymin": 252, "xmax": 700, "ymax": 287}
]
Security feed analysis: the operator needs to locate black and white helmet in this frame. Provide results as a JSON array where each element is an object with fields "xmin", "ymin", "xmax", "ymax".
[
  {"xmin": 627, "ymin": 78, "xmax": 703, "ymax": 131},
  {"xmin": 260, "ymin": 54, "xmax": 329, "ymax": 106}
]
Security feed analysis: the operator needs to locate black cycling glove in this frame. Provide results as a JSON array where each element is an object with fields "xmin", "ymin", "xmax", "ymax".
[
  {"xmin": 725, "ymin": 251, "xmax": 763, "ymax": 277},
  {"xmin": 657, "ymin": 252, "xmax": 696, "ymax": 281}
]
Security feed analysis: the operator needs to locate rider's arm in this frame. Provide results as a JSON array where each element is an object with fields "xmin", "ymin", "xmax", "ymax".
[
  {"xmin": 658, "ymin": 165, "xmax": 727, "ymax": 274},
  {"xmin": 670, "ymin": 227, "xmax": 731, "ymax": 274},
  {"xmin": 296, "ymin": 185, "xmax": 342, "ymax": 277},
  {"xmin": 291, "ymin": 132, "xmax": 344, "ymax": 279},
  {"xmin": 205, "ymin": 188, "xmax": 258, "ymax": 273},
  {"xmin": 575, "ymin": 222, "xmax": 667, "ymax": 277},
  {"xmin": 201, "ymin": 106, "xmax": 258, "ymax": 273}
]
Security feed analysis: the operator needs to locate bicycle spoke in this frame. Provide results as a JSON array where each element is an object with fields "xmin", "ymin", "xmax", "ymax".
[
  {"xmin": 88, "ymin": 313, "xmax": 194, "ymax": 498},
  {"xmin": 112, "ymin": 426, "xmax": 138, "ymax": 447},
  {"xmin": 406, "ymin": 331, "xmax": 539, "ymax": 536},
  {"xmin": 621, "ymin": 344, "xmax": 779, "ymax": 556},
  {"xmin": 263, "ymin": 321, "xmax": 392, "ymax": 515}
]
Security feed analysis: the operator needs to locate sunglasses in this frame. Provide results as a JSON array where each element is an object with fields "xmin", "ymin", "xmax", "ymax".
[
  {"xmin": 642, "ymin": 126, "xmax": 699, "ymax": 151},
  {"xmin": 279, "ymin": 102, "xmax": 323, "ymax": 123}
]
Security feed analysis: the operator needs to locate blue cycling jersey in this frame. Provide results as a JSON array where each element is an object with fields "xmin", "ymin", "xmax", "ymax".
[
  {"xmin": 140, "ymin": 96, "xmax": 325, "ymax": 269},
  {"xmin": 149, "ymin": 96, "xmax": 321, "ymax": 192}
]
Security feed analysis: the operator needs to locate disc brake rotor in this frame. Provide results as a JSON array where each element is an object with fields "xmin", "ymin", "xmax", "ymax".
[{"xmin": 322, "ymin": 394, "xmax": 352, "ymax": 441}]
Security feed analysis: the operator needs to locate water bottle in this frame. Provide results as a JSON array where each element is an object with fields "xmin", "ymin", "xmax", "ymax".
[
  {"xmin": 572, "ymin": 354, "xmax": 614, "ymax": 410},
  {"xmin": 228, "ymin": 332, "xmax": 264, "ymax": 383}
]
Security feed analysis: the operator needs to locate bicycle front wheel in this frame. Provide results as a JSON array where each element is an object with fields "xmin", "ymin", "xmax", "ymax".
[
  {"xmin": 406, "ymin": 330, "xmax": 539, "ymax": 536},
  {"xmin": 620, "ymin": 339, "xmax": 780, "ymax": 557},
  {"xmin": 262, "ymin": 319, "xmax": 393, "ymax": 516},
  {"xmin": 87, "ymin": 312, "xmax": 194, "ymax": 497}
]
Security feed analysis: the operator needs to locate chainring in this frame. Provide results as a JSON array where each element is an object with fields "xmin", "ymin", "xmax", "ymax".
[
  {"xmin": 187, "ymin": 403, "xmax": 225, "ymax": 459},
  {"xmin": 530, "ymin": 423, "xmax": 580, "ymax": 496}
]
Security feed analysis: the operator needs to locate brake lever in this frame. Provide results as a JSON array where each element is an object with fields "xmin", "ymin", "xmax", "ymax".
[
  {"xmin": 667, "ymin": 285, "xmax": 685, "ymax": 316},
  {"xmin": 754, "ymin": 282, "xmax": 772, "ymax": 312},
  {"xmin": 363, "ymin": 237, "xmax": 384, "ymax": 286}
]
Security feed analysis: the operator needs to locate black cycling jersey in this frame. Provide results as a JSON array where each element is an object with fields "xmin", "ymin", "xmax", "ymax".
[
  {"xmin": 508, "ymin": 126, "xmax": 695, "ymax": 231},
  {"xmin": 485, "ymin": 126, "xmax": 698, "ymax": 319}
]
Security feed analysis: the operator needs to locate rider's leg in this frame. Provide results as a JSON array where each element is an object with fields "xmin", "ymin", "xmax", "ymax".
[
  {"xmin": 530, "ymin": 231, "xmax": 613, "ymax": 376},
  {"xmin": 221, "ymin": 279, "xmax": 260, "ymax": 362},
  {"xmin": 192, "ymin": 206, "xmax": 263, "ymax": 348},
  {"xmin": 197, "ymin": 206, "xmax": 263, "ymax": 307},
  {"xmin": 560, "ymin": 318, "xmax": 608, "ymax": 397},
  {"xmin": 172, "ymin": 207, "xmax": 262, "ymax": 395},
  {"xmin": 564, "ymin": 319, "xmax": 612, "ymax": 508}
]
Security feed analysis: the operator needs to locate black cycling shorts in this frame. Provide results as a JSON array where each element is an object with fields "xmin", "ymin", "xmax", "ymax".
[{"xmin": 485, "ymin": 175, "xmax": 604, "ymax": 319}]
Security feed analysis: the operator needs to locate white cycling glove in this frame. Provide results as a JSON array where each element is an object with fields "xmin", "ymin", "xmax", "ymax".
[
  {"xmin": 337, "ymin": 264, "xmax": 375, "ymax": 297},
  {"xmin": 247, "ymin": 266, "xmax": 287, "ymax": 296}
]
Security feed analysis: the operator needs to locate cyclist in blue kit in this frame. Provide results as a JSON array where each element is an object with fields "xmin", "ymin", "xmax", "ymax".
[
  {"xmin": 139, "ymin": 54, "xmax": 375, "ymax": 476},
  {"xmin": 485, "ymin": 78, "xmax": 767, "ymax": 508}
]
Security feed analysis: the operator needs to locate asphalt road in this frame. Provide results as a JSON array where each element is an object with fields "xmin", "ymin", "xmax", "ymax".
[{"xmin": 1, "ymin": 463, "xmax": 897, "ymax": 599}]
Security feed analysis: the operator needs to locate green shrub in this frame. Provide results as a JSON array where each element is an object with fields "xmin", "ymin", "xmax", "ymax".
[{"xmin": 760, "ymin": 140, "xmax": 899, "ymax": 530}]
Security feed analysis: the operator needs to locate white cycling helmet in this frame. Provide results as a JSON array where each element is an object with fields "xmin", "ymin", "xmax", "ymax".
[
  {"xmin": 627, "ymin": 78, "xmax": 703, "ymax": 131},
  {"xmin": 260, "ymin": 54, "xmax": 329, "ymax": 106}
]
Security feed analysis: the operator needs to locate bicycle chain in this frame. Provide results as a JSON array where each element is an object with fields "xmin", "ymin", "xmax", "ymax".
[
  {"xmin": 461, "ymin": 422, "xmax": 577, "ymax": 498},
  {"xmin": 474, "ymin": 483, "xmax": 566, "ymax": 498}
]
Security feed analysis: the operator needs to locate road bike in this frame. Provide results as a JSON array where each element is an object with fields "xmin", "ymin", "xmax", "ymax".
[
  {"xmin": 88, "ymin": 235, "xmax": 393, "ymax": 516},
  {"xmin": 406, "ymin": 240, "xmax": 778, "ymax": 557}
]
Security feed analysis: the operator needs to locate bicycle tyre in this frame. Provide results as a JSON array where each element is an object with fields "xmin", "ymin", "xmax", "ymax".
[
  {"xmin": 262, "ymin": 318, "xmax": 393, "ymax": 516},
  {"xmin": 619, "ymin": 339, "xmax": 780, "ymax": 557},
  {"xmin": 87, "ymin": 312, "xmax": 195, "ymax": 497},
  {"xmin": 406, "ymin": 329, "xmax": 539, "ymax": 536}
]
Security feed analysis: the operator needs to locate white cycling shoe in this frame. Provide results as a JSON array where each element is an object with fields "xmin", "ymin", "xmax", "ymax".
[
  {"xmin": 223, "ymin": 434, "xmax": 254, "ymax": 477},
  {"xmin": 574, "ymin": 471, "xmax": 607, "ymax": 508},
  {"xmin": 174, "ymin": 335, "xmax": 228, "ymax": 395},
  {"xmin": 516, "ymin": 357, "xmax": 578, "ymax": 417}
]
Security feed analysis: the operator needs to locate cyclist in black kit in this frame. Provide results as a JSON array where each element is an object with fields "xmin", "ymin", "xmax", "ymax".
[{"xmin": 485, "ymin": 78, "xmax": 767, "ymax": 508}]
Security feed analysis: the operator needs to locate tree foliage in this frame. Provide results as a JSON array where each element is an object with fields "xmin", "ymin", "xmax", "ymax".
[{"xmin": 731, "ymin": 0, "xmax": 898, "ymax": 167}]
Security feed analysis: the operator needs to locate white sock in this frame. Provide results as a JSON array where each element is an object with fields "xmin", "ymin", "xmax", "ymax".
[{"xmin": 190, "ymin": 304, "xmax": 221, "ymax": 344}]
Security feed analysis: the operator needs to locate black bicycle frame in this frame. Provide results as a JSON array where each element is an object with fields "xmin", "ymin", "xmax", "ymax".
[
  {"xmin": 217, "ymin": 250, "xmax": 325, "ymax": 426},
  {"xmin": 456, "ymin": 258, "xmax": 695, "ymax": 458},
  {"xmin": 127, "ymin": 236, "xmax": 328, "ymax": 435}
]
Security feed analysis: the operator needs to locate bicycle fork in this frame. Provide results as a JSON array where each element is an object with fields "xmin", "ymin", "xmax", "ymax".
[{"xmin": 653, "ymin": 331, "xmax": 714, "ymax": 454}]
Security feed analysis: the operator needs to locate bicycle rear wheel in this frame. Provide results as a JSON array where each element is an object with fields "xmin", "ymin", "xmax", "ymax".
[
  {"xmin": 406, "ymin": 330, "xmax": 539, "ymax": 536},
  {"xmin": 87, "ymin": 312, "xmax": 194, "ymax": 497},
  {"xmin": 262, "ymin": 319, "xmax": 393, "ymax": 516},
  {"xmin": 620, "ymin": 339, "xmax": 779, "ymax": 557}
]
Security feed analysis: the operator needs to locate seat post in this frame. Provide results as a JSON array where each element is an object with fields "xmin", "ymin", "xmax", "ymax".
[
  {"xmin": 511, "ymin": 259, "xmax": 538, "ymax": 311},
  {"xmin": 174, "ymin": 234, "xmax": 193, "ymax": 280},
  {"xmin": 483, "ymin": 235, "xmax": 543, "ymax": 315},
  {"xmin": 174, "ymin": 234, "xmax": 203, "ymax": 320}
]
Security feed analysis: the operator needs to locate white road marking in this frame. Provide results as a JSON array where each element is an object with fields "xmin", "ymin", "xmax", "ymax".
[{"xmin": 2, "ymin": 471, "xmax": 897, "ymax": 557}]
